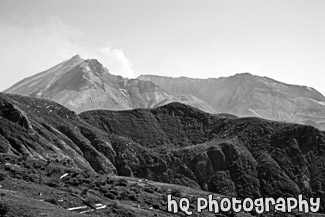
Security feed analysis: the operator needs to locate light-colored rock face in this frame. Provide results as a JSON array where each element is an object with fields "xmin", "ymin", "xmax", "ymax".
[
  {"xmin": 6, "ymin": 55, "xmax": 84, "ymax": 97},
  {"xmin": 5, "ymin": 55, "xmax": 135, "ymax": 113},
  {"xmin": 153, "ymin": 94, "xmax": 216, "ymax": 114},
  {"xmin": 4, "ymin": 56, "xmax": 162, "ymax": 113},
  {"xmin": 4, "ymin": 55, "xmax": 217, "ymax": 114},
  {"xmin": 138, "ymin": 73, "xmax": 325, "ymax": 130}
]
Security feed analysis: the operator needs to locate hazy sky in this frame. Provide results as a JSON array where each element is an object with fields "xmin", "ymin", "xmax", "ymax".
[{"xmin": 1, "ymin": 0, "xmax": 325, "ymax": 94}]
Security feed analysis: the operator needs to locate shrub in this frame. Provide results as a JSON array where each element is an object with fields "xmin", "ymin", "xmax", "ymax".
[
  {"xmin": 47, "ymin": 167, "xmax": 63, "ymax": 179},
  {"xmin": 144, "ymin": 186, "xmax": 155, "ymax": 194},
  {"xmin": 47, "ymin": 179, "xmax": 60, "ymax": 188},
  {"xmin": 116, "ymin": 178, "xmax": 128, "ymax": 187},
  {"xmin": 0, "ymin": 203, "xmax": 9, "ymax": 216},
  {"xmin": 129, "ymin": 194, "xmax": 137, "ymax": 201},
  {"xmin": 171, "ymin": 189, "xmax": 182, "ymax": 197},
  {"xmin": 105, "ymin": 192, "xmax": 116, "ymax": 199},
  {"xmin": 44, "ymin": 198, "xmax": 58, "ymax": 205},
  {"xmin": 0, "ymin": 172, "xmax": 6, "ymax": 181},
  {"xmin": 46, "ymin": 167, "xmax": 63, "ymax": 187}
]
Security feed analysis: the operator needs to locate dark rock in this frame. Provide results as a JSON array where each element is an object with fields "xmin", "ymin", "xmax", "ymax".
[
  {"xmin": 208, "ymin": 171, "xmax": 236, "ymax": 197},
  {"xmin": 0, "ymin": 102, "xmax": 33, "ymax": 132}
]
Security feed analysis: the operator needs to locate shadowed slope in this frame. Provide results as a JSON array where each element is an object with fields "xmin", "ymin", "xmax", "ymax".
[
  {"xmin": 1, "ymin": 93, "xmax": 325, "ymax": 214},
  {"xmin": 81, "ymin": 102, "xmax": 325, "ymax": 212}
]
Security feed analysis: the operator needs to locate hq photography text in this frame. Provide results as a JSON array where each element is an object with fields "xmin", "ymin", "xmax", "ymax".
[{"xmin": 167, "ymin": 194, "xmax": 321, "ymax": 215}]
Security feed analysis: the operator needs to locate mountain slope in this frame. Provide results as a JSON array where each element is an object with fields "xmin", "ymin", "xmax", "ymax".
[
  {"xmin": 138, "ymin": 74, "xmax": 325, "ymax": 130},
  {"xmin": 153, "ymin": 94, "xmax": 216, "ymax": 113},
  {"xmin": 0, "ymin": 92, "xmax": 117, "ymax": 174},
  {"xmin": 4, "ymin": 55, "xmax": 214, "ymax": 114},
  {"xmin": 1, "ymin": 93, "xmax": 325, "ymax": 215},
  {"xmin": 80, "ymin": 102, "xmax": 325, "ymax": 213},
  {"xmin": 4, "ymin": 55, "xmax": 169, "ymax": 113}
]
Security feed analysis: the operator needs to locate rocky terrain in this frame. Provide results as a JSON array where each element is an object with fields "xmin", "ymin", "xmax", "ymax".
[
  {"xmin": 4, "ymin": 55, "xmax": 211, "ymax": 114},
  {"xmin": 152, "ymin": 94, "xmax": 216, "ymax": 114},
  {"xmin": 0, "ymin": 92, "xmax": 324, "ymax": 216},
  {"xmin": 6, "ymin": 55, "xmax": 325, "ymax": 130},
  {"xmin": 138, "ymin": 74, "xmax": 325, "ymax": 130},
  {"xmin": 81, "ymin": 103, "xmax": 325, "ymax": 205}
]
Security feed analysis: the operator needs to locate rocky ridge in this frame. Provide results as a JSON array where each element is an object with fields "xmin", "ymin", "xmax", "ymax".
[
  {"xmin": 138, "ymin": 74, "xmax": 325, "ymax": 130},
  {"xmin": 4, "ymin": 55, "xmax": 212, "ymax": 113}
]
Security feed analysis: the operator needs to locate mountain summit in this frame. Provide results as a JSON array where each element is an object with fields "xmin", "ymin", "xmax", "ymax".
[
  {"xmin": 5, "ymin": 55, "xmax": 171, "ymax": 113},
  {"xmin": 5, "ymin": 55, "xmax": 214, "ymax": 113}
]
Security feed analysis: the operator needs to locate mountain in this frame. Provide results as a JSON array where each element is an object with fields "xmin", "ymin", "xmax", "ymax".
[
  {"xmin": 80, "ymin": 103, "xmax": 325, "ymax": 207},
  {"xmin": 6, "ymin": 55, "xmax": 325, "ymax": 130},
  {"xmin": 0, "ymin": 92, "xmax": 117, "ymax": 174},
  {"xmin": 152, "ymin": 94, "xmax": 216, "ymax": 113},
  {"xmin": 0, "ymin": 93, "xmax": 229, "ymax": 217},
  {"xmin": 0, "ymin": 93, "xmax": 325, "ymax": 215},
  {"xmin": 4, "ymin": 55, "xmax": 212, "ymax": 113},
  {"xmin": 138, "ymin": 74, "xmax": 325, "ymax": 130}
]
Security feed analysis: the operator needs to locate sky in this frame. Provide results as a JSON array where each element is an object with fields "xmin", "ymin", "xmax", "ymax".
[{"xmin": 0, "ymin": 0, "xmax": 325, "ymax": 94}]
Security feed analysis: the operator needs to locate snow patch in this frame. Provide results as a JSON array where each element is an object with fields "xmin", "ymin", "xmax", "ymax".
[
  {"xmin": 248, "ymin": 108, "xmax": 262, "ymax": 117},
  {"xmin": 28, "ymin": 81, "xmax": 39, "ymax": 88},
  {"xmin": 309, "ymin": 98, "xmax": 325, "ymax": 106},
  {"xmin": 259, "ymin": 78, "xmax": 288, "ymax": 90},
  {"xmin": 119, "ymin": 89, "xmax": 129, "ymax": 98}
]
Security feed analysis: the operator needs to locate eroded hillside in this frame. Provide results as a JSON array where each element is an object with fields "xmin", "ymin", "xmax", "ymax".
[{"xmin": 0, "ymin": 93, "xmax": 324, "ymax": 216}]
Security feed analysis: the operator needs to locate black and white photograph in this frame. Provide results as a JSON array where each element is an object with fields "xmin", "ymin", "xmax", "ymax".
[{"xmin": 0, "ymin": 0, "xmax": 324, "ymax": 216}]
